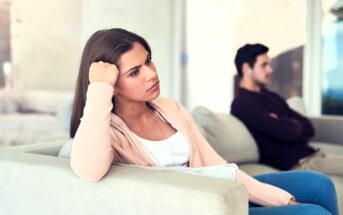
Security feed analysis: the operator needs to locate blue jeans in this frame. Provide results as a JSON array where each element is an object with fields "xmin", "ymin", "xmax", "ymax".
[{"xmin": 249, "ymin": 170, "xmax": 339, "ymax": 215}]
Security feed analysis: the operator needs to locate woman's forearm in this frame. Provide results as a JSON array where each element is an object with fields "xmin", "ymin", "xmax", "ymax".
[
  {"xmin": 237, "ymin": 169, "xmax": 293, "ymax": 206},
  {"xmin": 71, "ymin": 83, "xmax": 115, "ymax": 182}
]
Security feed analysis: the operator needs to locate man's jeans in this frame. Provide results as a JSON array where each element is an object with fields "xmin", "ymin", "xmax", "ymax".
[{"xmin": 249, "ymin": 170, "xmax": 339, "ymax": 215}]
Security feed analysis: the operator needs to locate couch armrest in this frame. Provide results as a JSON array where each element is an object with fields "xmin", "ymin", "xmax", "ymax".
[
  {"xmin": 0, "ymin": 151, "xmax": 248, "ymax": 215},
  {"xmin": 0, "ymin": 139, "xmax": 67, "ymax": 156},
  {"xmin": 56, "ymin": 93, "xmax": 74, "ymax": 131},
  {"xmin": 309, "ymin": 116, "xmax": 343, "ymax": 145}
]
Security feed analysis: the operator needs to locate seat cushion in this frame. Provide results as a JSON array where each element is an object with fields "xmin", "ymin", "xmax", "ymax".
[
  {"xmin": 310, "ymin": 142, "xmax": 343, "ymax": 156},
  {"xmin": 238, "ymin": 163, "xmax": 279, "ymax": 176},
  {"xmin": 191, "ymin": 106, "xmax": 259, "ymax": 163}
]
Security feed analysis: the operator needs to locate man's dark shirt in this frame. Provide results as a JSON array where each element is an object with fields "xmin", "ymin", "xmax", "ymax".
[{"xmin": 231, "ymin": 87, "xmax": 317, "ymax": 170}]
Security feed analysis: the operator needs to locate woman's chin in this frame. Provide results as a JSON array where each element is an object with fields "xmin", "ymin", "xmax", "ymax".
[{"xmin": 148, "ymin": 90, "xmax": 160, "ymax": 100}]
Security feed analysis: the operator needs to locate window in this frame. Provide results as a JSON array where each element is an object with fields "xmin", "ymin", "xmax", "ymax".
[
  {"xmin": 0, "ymin": 1, "xmax": 11, "ymax": 88},
  {"xmin": 321, "ymin": 0, "xmax": 343, "ymax": 115}
]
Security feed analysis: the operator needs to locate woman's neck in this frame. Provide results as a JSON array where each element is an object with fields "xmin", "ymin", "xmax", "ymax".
[{"xmin": 114, "ymin": 98, "xmax": 153, "ymax": 124}]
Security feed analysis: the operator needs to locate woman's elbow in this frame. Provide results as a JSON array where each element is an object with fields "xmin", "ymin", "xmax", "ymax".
[{"xmin": 70, "ymin": 159, "xmax": 108, "ymax": 182}]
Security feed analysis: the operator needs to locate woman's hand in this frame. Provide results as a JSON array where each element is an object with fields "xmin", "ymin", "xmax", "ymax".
[
  {"xmin": 288, "ymin": 197, "xmax": 299, "ymax": 205},
  {"xmin": 89, "ymin": 61, "xmax": 119, "ymax": 87}
]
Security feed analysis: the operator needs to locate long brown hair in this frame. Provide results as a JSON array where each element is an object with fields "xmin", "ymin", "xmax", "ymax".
[{"xmin": 70, "ymin": 28, "xmax": 152, "ymax": 138}]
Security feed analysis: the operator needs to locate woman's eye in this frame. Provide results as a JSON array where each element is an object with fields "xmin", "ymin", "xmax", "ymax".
[{"xmin": 129, "ymin": 69, "xmax": 139, "ymax": 77}]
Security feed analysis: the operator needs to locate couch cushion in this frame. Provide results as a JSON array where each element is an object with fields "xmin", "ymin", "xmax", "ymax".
[
  {"xmin": 58, "ymin": 139, "xmax": 73, "ymax": 158},
  {"xmin": 238, "ymin": 163, "xmax": 279, "ymax": 176},
  {"xmin": 310, "ymin": 142, "xmax": 343, "ymax": 156},
  {"xmin": 0, "ymin": 113, "xmax": 61, "ymax": 132},
  {"xmin": 0, "ymin": 90, "xmax": 21, "ymax": 113},
  {"xmin": 19, "ymin": 90, "xmax": 72, "ymax": 114},
  {"xmin": 286, "ymin": 96, "xmax": 307, "ymax": 116},
  {"xmin": 191, "ymin": 106, "xmax": 259, "ymax": 164}
]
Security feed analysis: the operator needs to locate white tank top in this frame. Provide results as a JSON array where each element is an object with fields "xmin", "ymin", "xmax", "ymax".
[{"xmin": 132, "ymin": 131, "xmax": 190, "ymax": 167}]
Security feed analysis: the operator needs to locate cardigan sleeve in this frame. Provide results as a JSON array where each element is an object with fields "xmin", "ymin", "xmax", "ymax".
[
  {"xmin": 70, "ymin": 82, "xmax": 115, "ymax": 182},
  {"xmin": 237, "ymin": 170, "xmax": 293, "ymax": 206}
]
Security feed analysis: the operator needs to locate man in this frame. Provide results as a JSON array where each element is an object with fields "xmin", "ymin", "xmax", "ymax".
[{"xmin": 231, "ymin": 43, "xmax": 342, "ymax": 175}]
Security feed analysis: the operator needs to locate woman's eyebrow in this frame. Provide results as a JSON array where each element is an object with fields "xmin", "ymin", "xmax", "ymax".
[
  {"xmin": 123, "ymin": 54, "xmax": 150, "ymax": 74},
  {"xmin": 124, "ymin": 65, "xmax": 141, "ymax": 74}
]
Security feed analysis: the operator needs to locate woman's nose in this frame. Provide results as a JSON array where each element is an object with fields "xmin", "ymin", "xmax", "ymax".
[{"xmin": 143, "ymin": 65, "xmax": 157, "ymax": 81}]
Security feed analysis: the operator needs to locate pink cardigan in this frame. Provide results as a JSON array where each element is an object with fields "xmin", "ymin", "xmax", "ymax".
[{"xmin": 71, "ymin": 82, "xmax": 293, "ymax": 206}]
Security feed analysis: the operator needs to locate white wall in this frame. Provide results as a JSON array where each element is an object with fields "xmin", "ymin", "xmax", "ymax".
[
  {"xmin": 81, "ymin": 0, "xmax": 177, "ymax": 97},
  {"xmin": 229, "ymin": 0, "xmax": 306, "ymax": 58},
  {"xmin": 10, "ymin": 0, "xmax": 180, "ymax": 98},
  {"xmin": 186, "ymin": 0, "xmax": 306, "ymax": 112},
  {"xmin": 9, "ymin": 0, "xmax": 307, "ymax": 111},
  {"xmin": 186, "ymin": 0, "xmax": 233, "ymax": 112},
  {"xmin": 10, "ymin": 0, "xmax": 82, "ymax": 91}
]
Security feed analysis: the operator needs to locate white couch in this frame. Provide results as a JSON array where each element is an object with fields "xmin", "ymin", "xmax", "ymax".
[
  {"xmin": 0, "ymin": 140, "xmax": 248, "ymax": 215},
  {"xmin": 0, "ymin": 89, "xmax": 73, "ymax": 146}
]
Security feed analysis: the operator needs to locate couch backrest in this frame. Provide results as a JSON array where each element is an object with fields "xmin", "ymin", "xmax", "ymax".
[
  {"xmin": 191, "ymin": 106, "xmax": 259, "ymax": 164},
  {"xmin": 286, "ymin": 96, "xmax": 307, "ymax": 116},
  {"xmin": 0, "ymin": 89, "xmax": 74, "ymax": 115},
  {"xmin": 20, "ymin": 90, "xmax": 74, "ymax": 114},
  {"xmin": 0, "ymin": 139, "xmax": 66, "ymax": 156}
]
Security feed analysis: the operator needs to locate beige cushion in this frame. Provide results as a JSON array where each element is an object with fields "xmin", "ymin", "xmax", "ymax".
[
  {"xmin": 0, "ymin": 90, "xmax": 21, "ymax": 113},
  {"xmin": 191, "ymin": 106, "xmax": 259, "ymax": 164},
  {"xmin": 286, "ymin": 96, "xmax": 306, "ymax": 115},
  {"xmin": 310, "ymin": 142, "xmax": 343, "ymax": 156},
  {"xmin": 19, "ymin": 90, "xmax": 70, "ymax": 114},
  {"xmin": 238, "ymin": 163, "xmax": 279, "ymax": 176}
]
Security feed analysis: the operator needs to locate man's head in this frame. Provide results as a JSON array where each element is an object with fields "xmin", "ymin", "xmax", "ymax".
[{"xmin": 234, "ymin": 43, "xmax": 273, "ymax": 87}]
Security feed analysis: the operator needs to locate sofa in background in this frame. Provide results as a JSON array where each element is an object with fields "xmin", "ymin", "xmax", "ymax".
[
  {"xmin": 0, "ymin": 89, "xmax": 73, "ymax": 146},
  {"xmin": 191, "ymin": 106, "xmax": 343, "ymax": 215}
]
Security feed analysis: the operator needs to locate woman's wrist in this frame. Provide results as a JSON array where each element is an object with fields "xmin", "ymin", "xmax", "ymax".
[{"xmin": 288, "ymin": 197, "xmax": 298, "ymax": 205}]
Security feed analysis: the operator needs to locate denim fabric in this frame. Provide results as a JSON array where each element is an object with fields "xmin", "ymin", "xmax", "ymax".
[{"xmin": 249, "ymin": 170, "xmax": 339, "ymax": 215}]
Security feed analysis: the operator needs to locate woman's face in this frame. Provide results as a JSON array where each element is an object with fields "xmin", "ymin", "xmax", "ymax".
[{"xmin": 115, "ymin": 42, "xmax": 160, "ymax": 102}]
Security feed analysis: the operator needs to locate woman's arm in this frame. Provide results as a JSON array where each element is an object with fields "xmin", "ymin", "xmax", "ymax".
[
  {"xmin": 237, "ymin": 169, "xmax": 293, "ymax": 206},
  {"xmin": 71, "ymin": 62, "xmax": 118, "ymax": 182},
  {"xmin": 71, "ymin": 83, "xmax": 115, "ymax": 182}
]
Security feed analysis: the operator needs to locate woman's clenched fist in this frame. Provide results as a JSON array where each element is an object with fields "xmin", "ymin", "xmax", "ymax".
[{"xmin": 88, "ymin": 61, "xmax": 119, "ymax": 87}]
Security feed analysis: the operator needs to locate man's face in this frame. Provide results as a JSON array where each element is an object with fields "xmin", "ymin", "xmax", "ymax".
[{"xmin": 247, "ymin": 54, "xmax": 273, "ymax": 87}]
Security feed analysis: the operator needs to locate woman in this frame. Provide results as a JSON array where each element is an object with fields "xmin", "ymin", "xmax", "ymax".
[{"xmin": 70, "ymin": 28, "xmax": 338, "ymax": 215}]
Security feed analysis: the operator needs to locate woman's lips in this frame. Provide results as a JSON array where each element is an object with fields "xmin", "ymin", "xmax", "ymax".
[{"xmin": 148, "ymin": 81, "xmax": 160, "ymax": 92}]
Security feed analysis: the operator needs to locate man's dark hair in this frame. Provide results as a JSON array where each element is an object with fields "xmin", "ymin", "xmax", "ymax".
[{"xmin": 234, "ymin": 43, "xmax": 269, "ymax": 78}]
